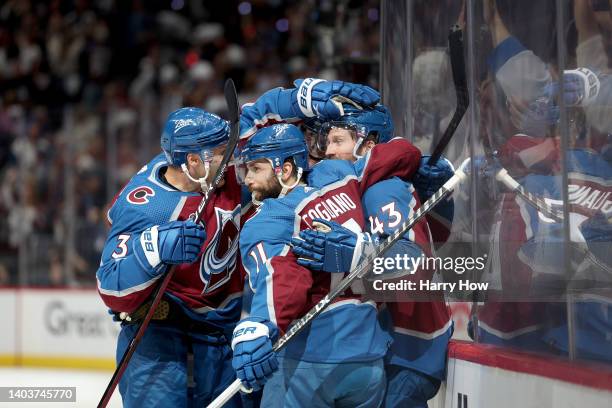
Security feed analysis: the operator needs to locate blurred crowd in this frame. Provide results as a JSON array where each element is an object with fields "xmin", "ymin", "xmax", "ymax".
[{"xmin": 0, "ymin": 0, "xmax": 380, "ymax": 286}]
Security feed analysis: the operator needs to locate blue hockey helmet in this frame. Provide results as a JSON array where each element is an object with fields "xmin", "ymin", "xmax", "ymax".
[
  {"xmin": 316, "ymin": 103, "xmax": 394, "ymax": 158},
  {"xmin": 160, "ymin": 107, "xmax": 230, "ymax": 167},
  {"xmin": 237, "ymin": 124, "xmax": 309, "ymax": 191}
]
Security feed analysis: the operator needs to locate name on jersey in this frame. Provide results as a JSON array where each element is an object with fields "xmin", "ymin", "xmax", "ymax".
[
  {"xmin": 546, "ymin": 183, "xmax": 612, "ymax": 215},
  {"xmin": 566, "ymin": 183, "xmax": 611, "ymax": 215},
  {"xmin": 301, "ymin": 192, "xmax": 357, "ymax": 225}
]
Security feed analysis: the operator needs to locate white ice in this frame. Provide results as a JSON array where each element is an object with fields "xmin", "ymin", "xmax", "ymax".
[{"xmin": 0, "ymin": 367, "xmax": 122, "ymax": 407}]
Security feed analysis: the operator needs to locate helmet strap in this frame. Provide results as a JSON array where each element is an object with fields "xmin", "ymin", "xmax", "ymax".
[
  {"xmin": 352, "ymin": 136, "xmax": 366, "ymax": 160},
  {"xmin": 273, "ymin": 161, "xmax": 303, "ymax": 198},
  {"xmin": 181, "ymin": 161, "xmax": 210, "ymax": 192}
]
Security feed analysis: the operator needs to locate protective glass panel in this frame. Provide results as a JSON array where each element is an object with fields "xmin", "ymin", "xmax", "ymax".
[
  {"xmin": 564, "ymin": 0, "xmax": 612, "ymax": 365},
  {"xmin": 382, "ymin": 0, "xmax": 612, "ymax": 367},
  {"xmin": 467, "ymin": 0, "xmax": 569, "ymax": 356}
]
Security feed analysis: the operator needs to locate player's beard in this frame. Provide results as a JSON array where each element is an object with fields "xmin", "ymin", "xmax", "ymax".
[{"xmin": 250, "ymin": 174, "xmax": 283, "ymax": 201}]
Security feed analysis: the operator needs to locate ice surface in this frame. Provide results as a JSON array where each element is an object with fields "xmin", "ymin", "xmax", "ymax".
[{"xmin": 0, "ymin": 367, "xmax": 122, "ymax": 407}]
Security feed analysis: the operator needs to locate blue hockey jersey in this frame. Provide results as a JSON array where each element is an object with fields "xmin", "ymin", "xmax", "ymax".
[
  {"xmin": 363, "ymin": 178, "xmax": 453, "ymax": 379},
  {"xmin": 479, "ymin": 140, "xmax": 612, "ymax": 358},
  {"xmin": 96, "ymin": 154, "xmax": 244, "ymax": 332},
  {"xmin": 240, "ymin": 138, "xmax": 422, "ymax": 363}
]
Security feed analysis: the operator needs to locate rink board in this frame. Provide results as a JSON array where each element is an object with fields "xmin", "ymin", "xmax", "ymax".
[
  {"xmin": 2, "ymin": 289, "xmax": 612, "ymax": 407},
  {"xmin": 0, "ymin": 289, "xmax": 17, "ymax": 365},
  {"xmin": 0, "ymin": 288, "xmax": 118, "ymax": 370},
  {"xmin": 436, "ymin": 341, "xmax": 612, "ymax": 408}
]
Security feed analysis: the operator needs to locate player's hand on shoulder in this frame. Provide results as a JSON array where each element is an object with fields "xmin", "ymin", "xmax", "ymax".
[
  {"xmin": 292, "ymin": 77, "xmax": 380, "ymax": 120},
  {"xmin": 231, "ymin": 319, "xmax": 279, "ymax": 392},
  {"xmin": 291, "ymin": 218, "xmax": 376, "ymax": 273}
]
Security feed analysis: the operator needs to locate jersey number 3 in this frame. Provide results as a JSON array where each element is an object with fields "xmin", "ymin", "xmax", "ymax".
[{"xmin": 112, "ymin": 234, "xmax": 130, "ymax": 259}]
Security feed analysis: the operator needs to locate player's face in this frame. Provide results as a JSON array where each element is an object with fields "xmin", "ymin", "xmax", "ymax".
[
  {"xmin": 201, "ymin": 144, "xmax": 228, "ymax": 187},
  {"xmin": 244, "ymin": 159, "xmax": 282, "ymax": 201},
  {"xmin": 304, "ymin": 129, "xmax": 325, "ymax": 164},
  {"xmin": 325, "ymin": 128, "xmax": 356, "ymax": 161}
]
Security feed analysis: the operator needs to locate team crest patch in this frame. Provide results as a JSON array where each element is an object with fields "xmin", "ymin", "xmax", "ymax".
[
  {"xmin": 200, "ymin": 205, "xmax": 240, "ymax": 294},
  {"xmin": 127, "ymin": 186, "xmax": 155, "ymax": 205}
]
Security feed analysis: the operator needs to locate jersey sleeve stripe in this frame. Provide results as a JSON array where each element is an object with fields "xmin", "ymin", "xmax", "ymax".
[
  {"xmin": 393, "ymin": 318, "xmax": 453, "ymax": 340},
  {"xmin": 96, "ymin": 275, "xmax": 162, "ymax": 298}
]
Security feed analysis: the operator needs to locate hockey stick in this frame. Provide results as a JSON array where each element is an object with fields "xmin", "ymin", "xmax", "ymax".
[
  {"xmin": 428, "ymin": 24, "xmax": 469, "ymax": 165},
  {"xmin": 208, "ymin": 159, "xmax": 471, "ymax": 408},
  {"xmin": 98, "ymin": 79, "xmax": 240, "ymax": 408},
  {"xmin": 494, "ymin": 167, "xmax": 612, "ymax": 275},
  {"xmin": 494, "ymin": 167, "xmax": 564, "ymax": 223}
]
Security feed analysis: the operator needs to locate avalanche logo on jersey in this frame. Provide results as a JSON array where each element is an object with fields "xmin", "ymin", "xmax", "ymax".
[
  {"xmin": 127, "ymin": 186, "xmax": 155, "ymax": 205},
  {"xmin": 200, "ymin": 205, "xmax": 240, "ymax": 294}
]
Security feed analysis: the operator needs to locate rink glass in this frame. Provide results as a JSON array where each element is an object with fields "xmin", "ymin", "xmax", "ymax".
[{"xmin": 382, "ymin": 0, "xmax": 611, "ymax": 365}]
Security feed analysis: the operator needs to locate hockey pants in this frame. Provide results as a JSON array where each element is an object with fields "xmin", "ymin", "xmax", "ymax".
[
  {"xmin": 263, "ymin": 356, "xmax": 385, "ymax": 408},
  {"xmin": 384, "ymin": 365, "xmax": 441, "ymax": 408},
  {"xmin": 116, "ymin": 322, "xmax": 242, "ymax": 408}
]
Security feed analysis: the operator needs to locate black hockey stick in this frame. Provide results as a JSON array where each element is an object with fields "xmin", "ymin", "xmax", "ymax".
[
  {"xmin": 98, "ymin": 79, "xmax": 240, "ymax": 408},
  {"xmin": 428, "ymin": 24, "xmax": 469, "ymax": 165},
  {"xmin": 209, "ymin": 26, "xmax": 470, "ymax": 408}
]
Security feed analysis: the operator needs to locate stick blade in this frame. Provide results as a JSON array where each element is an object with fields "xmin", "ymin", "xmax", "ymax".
[
  {"xmin": 428, "ymin": 25, "xmax": 469, "ymax": 166},
  {"xmin": 224, "ymin": 79, "xmax": 240, "ymax": 125}
]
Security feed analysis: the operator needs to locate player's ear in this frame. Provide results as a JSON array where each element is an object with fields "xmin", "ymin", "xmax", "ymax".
[
  {"xmin": 359, "ymin": 140, "xmax": 376, "ymax": 155},
  {"xmin": 186, "ymin": 153, "xmax": 200, "ymax": 167},
  {"xmin": 281, "ymin": 161, "xmax": 294, "ymax": 182}
]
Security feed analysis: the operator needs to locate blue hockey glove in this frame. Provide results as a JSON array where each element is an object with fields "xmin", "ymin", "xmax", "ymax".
[
  {"xmin": 134, "ymin": 220, "xmax": 206, "ymax": 269},
  {"xmin": 232, "ymin": 319, "xmax": 279, "ymax": 392},
  {"xmin": 412, "ymin": 155, "xmax": 455, "ymax": 202},
  {"xmin": 558, "ymin": 67, "xmax": 600, "ymax": 107},
  {"xmin": 291, "ymin": 218, "xmax": 376, "ymax": 273},
  {"xmin": 292, "ymin": 78, "xmax": 379, "ymax": 120}
]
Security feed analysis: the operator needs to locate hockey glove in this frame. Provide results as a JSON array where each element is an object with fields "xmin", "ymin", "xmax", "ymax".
[
  {"xmin": 231, "ymin": 319, "xmax": 279, "ymax": 392},
  {"xmin": 134, "ymin": 220, "xmax": 206, "ymax": 269},
  {"xmin": 412, "ymin": 155, "xmax": 455, "ymax": 202},
  {"xmin": 559, "ymin": 67, "xmax": 601, "ymax": 107},
  {"xmin": 291, "ymin": 218, "xmax": 376, "ymax": 273},
  {"xmin": 292, "ymin": 78, "xmax": 379, "ymax": 120}
]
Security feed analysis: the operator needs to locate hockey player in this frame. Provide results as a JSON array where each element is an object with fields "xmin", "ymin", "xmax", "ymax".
[
  {"xmin": 473, "ymin": 0, "xmax": 611, "ymax": 356},
  {"xmin": 239, "ymin": 78, "xmax": 454, "ymax": 247},
  {"xmin": 96, "ymin": 107, "xmax": 244, "ymax": 407},
  {"xmin": 96, "ymin": 79, "xmax": 384, "ymax": 406},
  {"xmin": 292, "ymin": 105, "xmax": 454, "ymax": 408},
  {"xmin": 233, "ymin": 123, "xmax": 422, "ymax": 407},
  {"xmin": 514, "ymin": 146, "xmax": 612, "ymax": 362}
]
